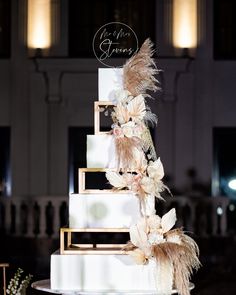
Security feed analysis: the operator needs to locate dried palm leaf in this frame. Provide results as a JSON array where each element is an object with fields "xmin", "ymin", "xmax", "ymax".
[
  {"xmin": 127, "ymin": 94, "xmax": 146, "ymax": 122},
  {"xmin": 161, "ymin": 208, "xmax": 177, "ymax": 233},
  {"xmin": 122, "ymin": 241, "xmax": 136, "ymax": 252},
  {"xmin": 105, "ymin": 171, "xmax": 127, "ymax": 189},
  {"xmin": 112, "ymin": 103, "xmax": 130, "ymax": 124}
]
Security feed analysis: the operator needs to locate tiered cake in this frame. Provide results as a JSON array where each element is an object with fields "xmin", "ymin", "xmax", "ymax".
[{"xmin": 50, "ymin": 39, "xmax": 200, "ymax": 295}]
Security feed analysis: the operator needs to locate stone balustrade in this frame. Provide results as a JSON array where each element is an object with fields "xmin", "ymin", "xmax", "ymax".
[{"xmin": 0, "ymin": 195, "xmax": 233, "ymax": 239}]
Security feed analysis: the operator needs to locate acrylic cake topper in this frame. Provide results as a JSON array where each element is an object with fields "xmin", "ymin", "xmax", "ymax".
[{"xmin": 93, "ymin": 22, "xmax": 138, "ymax": 67}]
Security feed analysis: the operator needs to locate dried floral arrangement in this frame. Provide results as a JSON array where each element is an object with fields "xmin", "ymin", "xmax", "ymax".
[
  {"xmin": 6, "ymin": 268, "xmax": 32, "ymax": 295},
  {"xmin": 105, "ymin": 39, "xmax": 201, "ymax": 295}
]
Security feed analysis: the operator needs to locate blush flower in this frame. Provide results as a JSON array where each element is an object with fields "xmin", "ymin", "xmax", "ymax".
[{"xmin": 113, "ymin": 126, "xmax": 123, "ymax": 137}]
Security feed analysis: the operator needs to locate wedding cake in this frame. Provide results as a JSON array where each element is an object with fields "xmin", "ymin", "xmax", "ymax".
[{"xmin": 50, "ymin": 39, "xmax": 200, "ymax": 295}]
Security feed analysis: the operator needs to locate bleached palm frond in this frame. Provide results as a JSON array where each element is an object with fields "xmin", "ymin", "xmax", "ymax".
[
  {"xmin": 105, "ymin": 171, "xmax": 127, "ymax": 189},
  {"xmin": 161, "ymin": 209, "xmax": 176, "ymax": 233},
  {"xmin": 113, "ymin": 103, "xmax": 130, "ymax": 124},
  {"xmin": 127, "ymin": 94, "xmax": 146, "ymax": 121}
]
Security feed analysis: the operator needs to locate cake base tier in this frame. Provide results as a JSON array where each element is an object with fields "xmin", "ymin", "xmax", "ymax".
[{"xmin": 50, "ymin": 250, "xmax": 194, "ymax": 293}]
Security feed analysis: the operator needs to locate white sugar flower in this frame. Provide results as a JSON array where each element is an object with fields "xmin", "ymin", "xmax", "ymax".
[
  {"xmin": 140, "ymin": 176, "xmax": 156, "ymax": 195},
  {"xmin": 129, "ymin": 218, "xmax": 151, "ymax": 257},
  {"xmin": 148, "ymin": 232, "xmax": 165, "ymax": 245},
  {"xmin": 147, "ymin": 158, "xmax": 164, "ymax": 180},
  {"xmin": 148, "ymin": 214, "xmax": 161, "ymax": 231},
  {"xmin": 121, "ymin": 121, "xmax": 136, "ymax": 137},
  {"xmin": 113, "ymin": 89, "xmax": 131, "ymax": 103},
  {"xmin": 130, "ymin": 209, "xmax": 177, "ymax": 250}
]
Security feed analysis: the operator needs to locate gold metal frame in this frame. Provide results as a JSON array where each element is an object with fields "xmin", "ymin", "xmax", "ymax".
[
  {"xmin": 78, "ymin": 168, "xmax": 129, "ymax": 194},
  {"xmin": 60, "ymin": 227, "xmax": 129, "ymax": 255},
  {"xmin": 94, "ymin": 101, "xmax": 115, "ymax": 135},
  {"xmin": 0, "ymin": 263, "xmax": 9, "ymax": 295}
]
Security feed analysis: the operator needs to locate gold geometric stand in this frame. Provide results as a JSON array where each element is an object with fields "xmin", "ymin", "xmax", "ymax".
[
  {"xmin": 78, "ymin": 168, "xmax": 130, "ymax": 194},
  {"xmin": 94, "ymin": 101, "xmax": 114, "ymax": 135},
  {"xmin": 60, "ymin": 227, "xmax": 129, "ymax": 255},
  {"xmin": 0, "ymin": 263, "xmax": 9, "ymax": 295}
]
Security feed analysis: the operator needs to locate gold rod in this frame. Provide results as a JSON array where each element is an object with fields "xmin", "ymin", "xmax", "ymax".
[
  {"xmin": 67, "ymin": 231, "xmax": 72, "ymax": 247},
  {"xmin": 60, "ymin": 229, "xmax": 65, "ymax": 254},
  {"xmin": 62, "ymin": 249, "xmax": 126, "ymax": 255},
  {"xmin": 61, "ymin": 228, "xmax": 129, "ymax": 233},
  {"xmin": 3, "ymin": 266, "xmax": 6, "ymax": 295}
]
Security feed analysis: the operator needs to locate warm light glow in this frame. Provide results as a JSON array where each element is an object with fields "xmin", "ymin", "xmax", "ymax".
[
  {"xmin": 173, "ymin": 0, "xmax": 197, "ymax": 48},
  {"xmin": 27, "ymin": 0, "xmax": 51, "ymax": 49},
  {"xmin": 228, "ymin": 179, "xmax": 236, "ymax": 190}
]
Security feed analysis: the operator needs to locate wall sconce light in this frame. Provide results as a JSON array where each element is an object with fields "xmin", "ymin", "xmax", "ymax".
[
  {"xmin": 173, "ymin": 0, "xmax": 197, "ymax": 55},
  {"xmin": 27, "ymin": 0, "xmax": 51, "ymax": 55}
]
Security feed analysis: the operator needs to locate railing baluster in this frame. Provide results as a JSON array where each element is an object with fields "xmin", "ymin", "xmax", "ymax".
[
  {"xmin": 53, "ymin": 201, "xmax": 61, "ymax": 239},
  {"xmin": 40, "ymin": 201, "xmax": 47, "ymax": 238}
]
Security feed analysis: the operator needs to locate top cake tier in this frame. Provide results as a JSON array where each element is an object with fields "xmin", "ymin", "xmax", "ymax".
[{"xmin": 98, "ymin": 68, "xmax": 123, "ymax": 101}]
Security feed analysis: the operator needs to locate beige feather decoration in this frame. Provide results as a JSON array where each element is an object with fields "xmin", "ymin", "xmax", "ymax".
[
  {"xmin": 115, "ymin": 136, "xmax": 142, "ymax": 171},
  {"xmin": 152, "ymin": 246, "xmax": 173, "ymax": 295},
  {"xmin": 123, "ymin": 38, "xmax": 159, "ymax": 97},
  {"xmin": 157, "ymin": 241, "xmax": 200, "ymax": 295}
]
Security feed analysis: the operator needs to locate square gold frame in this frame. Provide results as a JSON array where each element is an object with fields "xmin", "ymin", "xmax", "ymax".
[
  {"xmin": 78, "ymin": 168, "xmax": 130, "ymax": 194},
  {"xmin": 60, "ymin": 227, "xmax": 129, "ymax": 254},
  {"xmin": 94, "ymin": 101, "xmax": 115, "ymax": 135}
]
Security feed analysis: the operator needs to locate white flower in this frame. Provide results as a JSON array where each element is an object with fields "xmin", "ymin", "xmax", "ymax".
[
  {"xmin": 133, "ymin": 123, "xmax": 145, "ymax": 137},
  {"xmin": 166, "ymin": 234, "xmax": 181, "ymax": 244},
  {"xmin": 121, "ymin": 121, "xmax": 136, "ymax": 137},
  {"xmin": 113, "ymin": 125, "xmax": 123, "ymax": 137},
  {"xmin": 114, "ymin": 89, "xmax": 131, "ymax": 103},
  {"xmin": 148, "ymin": 232, "xmax": 165, "ymax": 245},
  {"xmin": 128, "ymin": 209, "xmax": 178, "ymax": 265},
  {"xmin": 129, "ymin": 218, "xmax": 151, "ymax": 257},
  {"xmin": 147, "ymin": 158, "xmax": 164, "ymax": 180},
  {"xmin": 130, "ymin": 209, "xmax": 177, "ymax": 247},
  {"xmin": 140, "ymin": 176, "xmax": 156, "ymax": 195},
  {"xmin": 148, "ymin": 214, "xmax": 161, "ymax": 231},
  {"xmin": 129, "ymin": 248, "xmax": 148, "ymax": 265}
]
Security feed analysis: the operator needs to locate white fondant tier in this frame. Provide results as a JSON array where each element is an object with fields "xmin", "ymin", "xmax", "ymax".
[
  {"xmin": 87, "ymin": 134, "xmax": 147, "ymax": 170},
  {"xmin": 51, "ymin": 251, "xmax": 158, "ymax": 291},
  {"xmin": 69, "ymin": 193, "xmax": 141, "ymax": 228},
  {"xmin": 98, "ymin": 68, "xmax": 123, "ymax": 102},
  {"xmin": 87, "ymin": 134, "xmax": 117, "ymax": 169}
]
